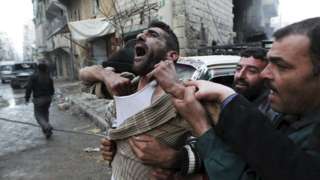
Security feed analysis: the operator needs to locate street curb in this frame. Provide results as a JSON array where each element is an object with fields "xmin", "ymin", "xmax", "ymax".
[
  {"xmin": 55, "ymin": 82, "xmax": 110, "ymax": 131},
  {"xmin": 69, "ymin": 94, "xmax": 109, "ymax": 131}
]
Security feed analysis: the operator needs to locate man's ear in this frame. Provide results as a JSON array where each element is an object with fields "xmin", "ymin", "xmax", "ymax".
[{"xmin": 166, "ymin": 51, "xmax": 179, "ymax": 62}]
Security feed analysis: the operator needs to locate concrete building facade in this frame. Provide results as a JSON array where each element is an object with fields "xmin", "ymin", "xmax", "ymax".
[
  {"xmin": 98, "ymin": 0, "xmax": 234, "ymax": 56},
  {"xmin": 22, "ymin": 21, "xmax": 36, "ymax": 62},
  {"xmin": 32, "ymin": 0, "xmax": 278, "ymax": 79}
]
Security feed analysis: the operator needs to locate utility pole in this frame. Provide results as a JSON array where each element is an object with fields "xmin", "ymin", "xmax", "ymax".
[{"xmin": 69, "ymin": 33, "xmax": 75, "ymax": 80}]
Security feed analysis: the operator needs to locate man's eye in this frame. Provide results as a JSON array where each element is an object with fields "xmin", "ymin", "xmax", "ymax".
[
  {"xmin": 150, "ymin": 32, "xmax": 159, "ymax": 37},
  {"xmin": 235, "ymin": 66, "xmax": 242, "ymax": 71},
  {"xmin": 275, "ymin": 63, "xmax": 288, "ymax": 71},
  {"xmin": 248, "ymin": 69, "xmax": 259, "ymax": 74}
]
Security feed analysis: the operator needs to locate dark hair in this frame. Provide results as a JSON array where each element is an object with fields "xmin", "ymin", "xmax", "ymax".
[
  {"xmin": 125, "ymin": 39, "xmax": 137, "ymax": 49},
  {"xmin": 240, "ymin": 47, "xmax": 267, "ymax": 62},
  {"xmin": 37, "ymin": 63, "xmax": 50, "ymax": 83},
  {"xmin": 102, "ymin": 48, "xmax": 134, "ymax": 73},
  {"xmin": 38, "ymin": 63, "xmax": 48, "ymax": 73},
  {"xmin": 148, "ymin": 20, "xmax": 180, "ymax": 54},
  {"xmin": 273, "ymin": 17, "xmax": 320, "ymax": 75}
]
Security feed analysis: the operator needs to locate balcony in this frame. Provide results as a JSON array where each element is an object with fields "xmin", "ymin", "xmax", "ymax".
[{"xmin": 46, "ymin": 0, "xmax": 68, "ymax": 38}]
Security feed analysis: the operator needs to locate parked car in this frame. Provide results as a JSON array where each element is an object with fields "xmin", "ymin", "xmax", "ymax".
[
  {"xmin": 178, "ymin": 55, "xmax": 240, "ymax": 87},
  {"xmin": 10, "ymin": 62, "xmax": 37, "ymax": 89},
  {"xmin": 0, "ymin": 61, "xmax": 15, "ymax": 83}
]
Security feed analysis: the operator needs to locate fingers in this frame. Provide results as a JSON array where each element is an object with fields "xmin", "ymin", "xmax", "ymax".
[
  {"xmin": 129, "ymin": 138, "xmax": 148, "ymax": 161},
  {"xmin": 146, "ymin": 60, "xmax": 174, "ymax": 80},
  {"xmin": 101, "ymin": 138, "xmax": 113, "ymax": 146},
  {"xmin": 183, "ymin": 80, "xmax": 200, "ymax": 87},
  {"xmin": 109, "ymin": 77, "xmax": 133, "ymax": 96},
  {"xmin": 104, "ymin": 67, "xmax": 115, "ymax": 71},
  {"xmin": 129, "ymin": 135, "xmax": 157, "ymax": 163},
  {"xmin": 172, "ymin": 86, "xmax": 196, "ymax": 104},
  {"xmin": 132, "ymin": 134, "xmax": 154, "ymax": 142},
  {"xmin": 150, "ymin": 168, "xmax": 174, "ymax": 180},
  {"xmin": 101, "ymin": 150, "xmax": 114, "ymax": 161},
  {"xmin": 183, "ymin": 86, "xmax": 197, "ymax": 101},
  {"xmin": 100, "ymin": 138, "xmax": 115, "ymax": 161}
]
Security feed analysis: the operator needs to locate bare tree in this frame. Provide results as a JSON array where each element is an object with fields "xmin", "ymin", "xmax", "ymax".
[{"xmin": 98, "ymin": 0, "xmax": 160, "ymax": 46}]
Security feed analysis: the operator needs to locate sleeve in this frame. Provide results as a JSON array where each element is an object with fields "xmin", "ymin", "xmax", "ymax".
[
  {"xmin": 196, "ymin": 128, "xmax": 258, "ymax": 180},
  {"xmin": 216, "ymin": 95, "xmax": 320, "ymax": 180},
  {"xmin": 25, "ymin": 76, "xmax": 34, "ymax": 102},
  {"xmin": 176, "ymin": 137, "xmax": 203, "ymax": 175}
]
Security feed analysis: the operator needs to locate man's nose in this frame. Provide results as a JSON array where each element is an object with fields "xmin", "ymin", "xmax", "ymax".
[
  {"xmin": 136, "ymin": 32, "xmax": 146, "ymax": 41},
  {"xmin": 261, "ymin": 64, "xmax": 273, "ymax": 79},
  {"xmin": 236, "ymin": 69, "xmax": 246, "ymax": 79}
]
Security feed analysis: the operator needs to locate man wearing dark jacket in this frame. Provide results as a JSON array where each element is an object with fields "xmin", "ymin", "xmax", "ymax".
[
  {"xmin": 171, "ymin": 17, "xmax": 320, "ymax": 180},
  {"xmin": 127, "ymin": 47, "xmax": 278, "ymax": 179},
  {"xmin": 25, "ymin": 63, "xmax": 55, "ymax": 139}
]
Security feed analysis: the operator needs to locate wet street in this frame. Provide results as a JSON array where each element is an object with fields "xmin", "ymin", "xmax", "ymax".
[{"xmin": 0, "ymin": 83, "xmax": 112, "ymax": 180}]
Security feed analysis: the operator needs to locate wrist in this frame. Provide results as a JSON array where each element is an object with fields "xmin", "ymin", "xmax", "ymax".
[
  {"xmin": 192, "ymin": 118, "xmax": 212, "ymax": 137},
  {"xmin": 163, "ymin": 149, "xmax": 179, "ymax": 169},
  {"xmin": 167, "ymin": 83, "xmax": 185, "ymax": 99},
  {"xmin": 218, "ymin": 87, "xmax": 236, "ymax": 103},
  {"xmin": 102, "ymin": 70, "xmax": 117, "ymax": 84}
]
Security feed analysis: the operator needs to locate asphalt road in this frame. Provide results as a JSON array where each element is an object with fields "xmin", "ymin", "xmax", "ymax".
[{"xmin": 0, "ymin": 83, "xmax": 112, "ymax": 180}]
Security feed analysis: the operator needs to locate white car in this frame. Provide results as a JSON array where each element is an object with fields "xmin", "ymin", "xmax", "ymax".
[
  {"xmin": 0, "ymin": 61, "xmax": 15, "ymax": 83},
  {"xmin": 177, "ymin": 55, "xmax": 240, "ymax": 86}
]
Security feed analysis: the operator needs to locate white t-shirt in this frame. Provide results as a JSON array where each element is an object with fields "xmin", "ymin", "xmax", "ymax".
[{"xmin": 113, "ymin": 80, "xmax": 157, "ymax": 127}]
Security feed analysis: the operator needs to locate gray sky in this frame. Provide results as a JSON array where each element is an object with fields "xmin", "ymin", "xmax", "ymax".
[
  {"xmin": 0, "ymin": 0, "xmax": 33, "ymax": 58},
  {"xmin": 278, "ymin": 0, "xmax": 320, "ymax": 26}
]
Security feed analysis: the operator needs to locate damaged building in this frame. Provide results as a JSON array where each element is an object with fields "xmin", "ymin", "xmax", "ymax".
[{"xmin": 32, "ymin": 0, "xmax": 278, "ymax": 80}]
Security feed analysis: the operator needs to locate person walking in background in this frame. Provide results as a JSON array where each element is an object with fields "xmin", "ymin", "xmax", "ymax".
[{"xmin": 25, "ymin": 63, "xmax": 55, "ymax": 139}]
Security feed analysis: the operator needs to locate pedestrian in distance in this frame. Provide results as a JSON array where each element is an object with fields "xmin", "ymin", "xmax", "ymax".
[{"xmin": 25, "ymin": 62, "xmax": 55, "ymax": 139}]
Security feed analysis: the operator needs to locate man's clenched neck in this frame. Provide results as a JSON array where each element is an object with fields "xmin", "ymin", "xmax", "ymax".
[{"xmin": 138, "ymin": 76, "xmax": 165, "ymax": 103}]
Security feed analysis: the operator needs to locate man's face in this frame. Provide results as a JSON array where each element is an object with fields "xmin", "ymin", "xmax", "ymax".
[
  {"xmin": 233, "ymin": 56, "xmax": 267, "ymax": 100},
  {"xmin": 261, "ymin": 35, "xmax": 320, "ymax": 114},
  {"xmin": 133, "ymin": 27, "xmax": 169, "ymax": 76}
]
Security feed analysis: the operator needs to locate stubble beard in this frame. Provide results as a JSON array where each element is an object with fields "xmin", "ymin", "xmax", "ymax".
[{"xmin": 133, "ymin": 51, "xmax": 166, "ymax": 76}]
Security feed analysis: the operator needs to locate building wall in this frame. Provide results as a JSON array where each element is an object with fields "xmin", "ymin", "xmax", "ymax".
[
  {"xmin": 180, "ymin": 0, "xmax": 234, "ymax": 55},
  {"xmin": 233, "ymin": 0, "xmax": 278, "ymax": 43},
  {"xmin": 22, "ymin": 21, "xmax": 35, "ymax": 61},
  {"xmin": 100, "ymin": 0, "xmax": 234, "ymax": 56},
  {"xmin": 33, "ymin": 0, "xmax": 48, "ymax": 60},
  {"xmin": 33, "ymin": 0, "xmax": 278, "ymax": 80}
]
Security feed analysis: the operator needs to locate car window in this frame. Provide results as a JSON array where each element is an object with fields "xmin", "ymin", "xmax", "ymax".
[
  {"xmin": 13, "ymin": 63, "xmax": 36, "ymax": 71},
  {"xmin": 0, "ymin": 65, "xmax": 13, "ymax": 71},
  {"xmin": 210, "ymin": 75, "xmax": 234, "ymax": 88}
]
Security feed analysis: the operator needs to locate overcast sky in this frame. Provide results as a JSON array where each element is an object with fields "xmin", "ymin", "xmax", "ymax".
[
  {"xmin": 0, "ymin": 0, "xmax": 319, "ymax": 58},
  {"xmin": 278, "ymin": 0, "xmax": 320, "ymax": 26},
  {"xmin": 0, "ymin": 0, "xmax": 33, "ymax": 59}
]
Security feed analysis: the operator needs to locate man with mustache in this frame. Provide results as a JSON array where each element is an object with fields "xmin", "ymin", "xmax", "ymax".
[
  {"xmin": 170, "ymin": 17, "xmax": 320, "ymax": 180},
  {"xmin": 98, "ymin": 21, "xmax": 196, "ymax": 180},
  {"xmin": 125, "ymin": 47, "xmax": 277, "ymax": 179},
  {"xmin": 233, "ymin": 48, "xmax": 278, "ymax": 118},
  {"xmin": 234, "ymin": 48, "xmax": 268, "ymax": 102}
]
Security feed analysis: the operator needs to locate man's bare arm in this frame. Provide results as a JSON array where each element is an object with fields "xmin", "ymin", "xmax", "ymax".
[
  {"xmin": 79, "ymin": 65, "xmax": 135, "ymax": 96},
  {"xmin": 79, "ymin": 65, "xmax": 114, "ymax": 83}
]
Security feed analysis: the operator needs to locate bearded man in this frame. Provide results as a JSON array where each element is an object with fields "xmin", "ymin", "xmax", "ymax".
[{"xmin": 92, "ymin": 21, "xmax": 192, "ymax": 180}]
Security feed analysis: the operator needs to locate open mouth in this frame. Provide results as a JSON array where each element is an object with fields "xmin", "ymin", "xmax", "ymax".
[
  {"xmin": 266, "ymin": 82, "xmax": 278, "ymax": 94},
  {"xmin": 135, "ymin": 44, "xmax": 147, "ymax": 57}
]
